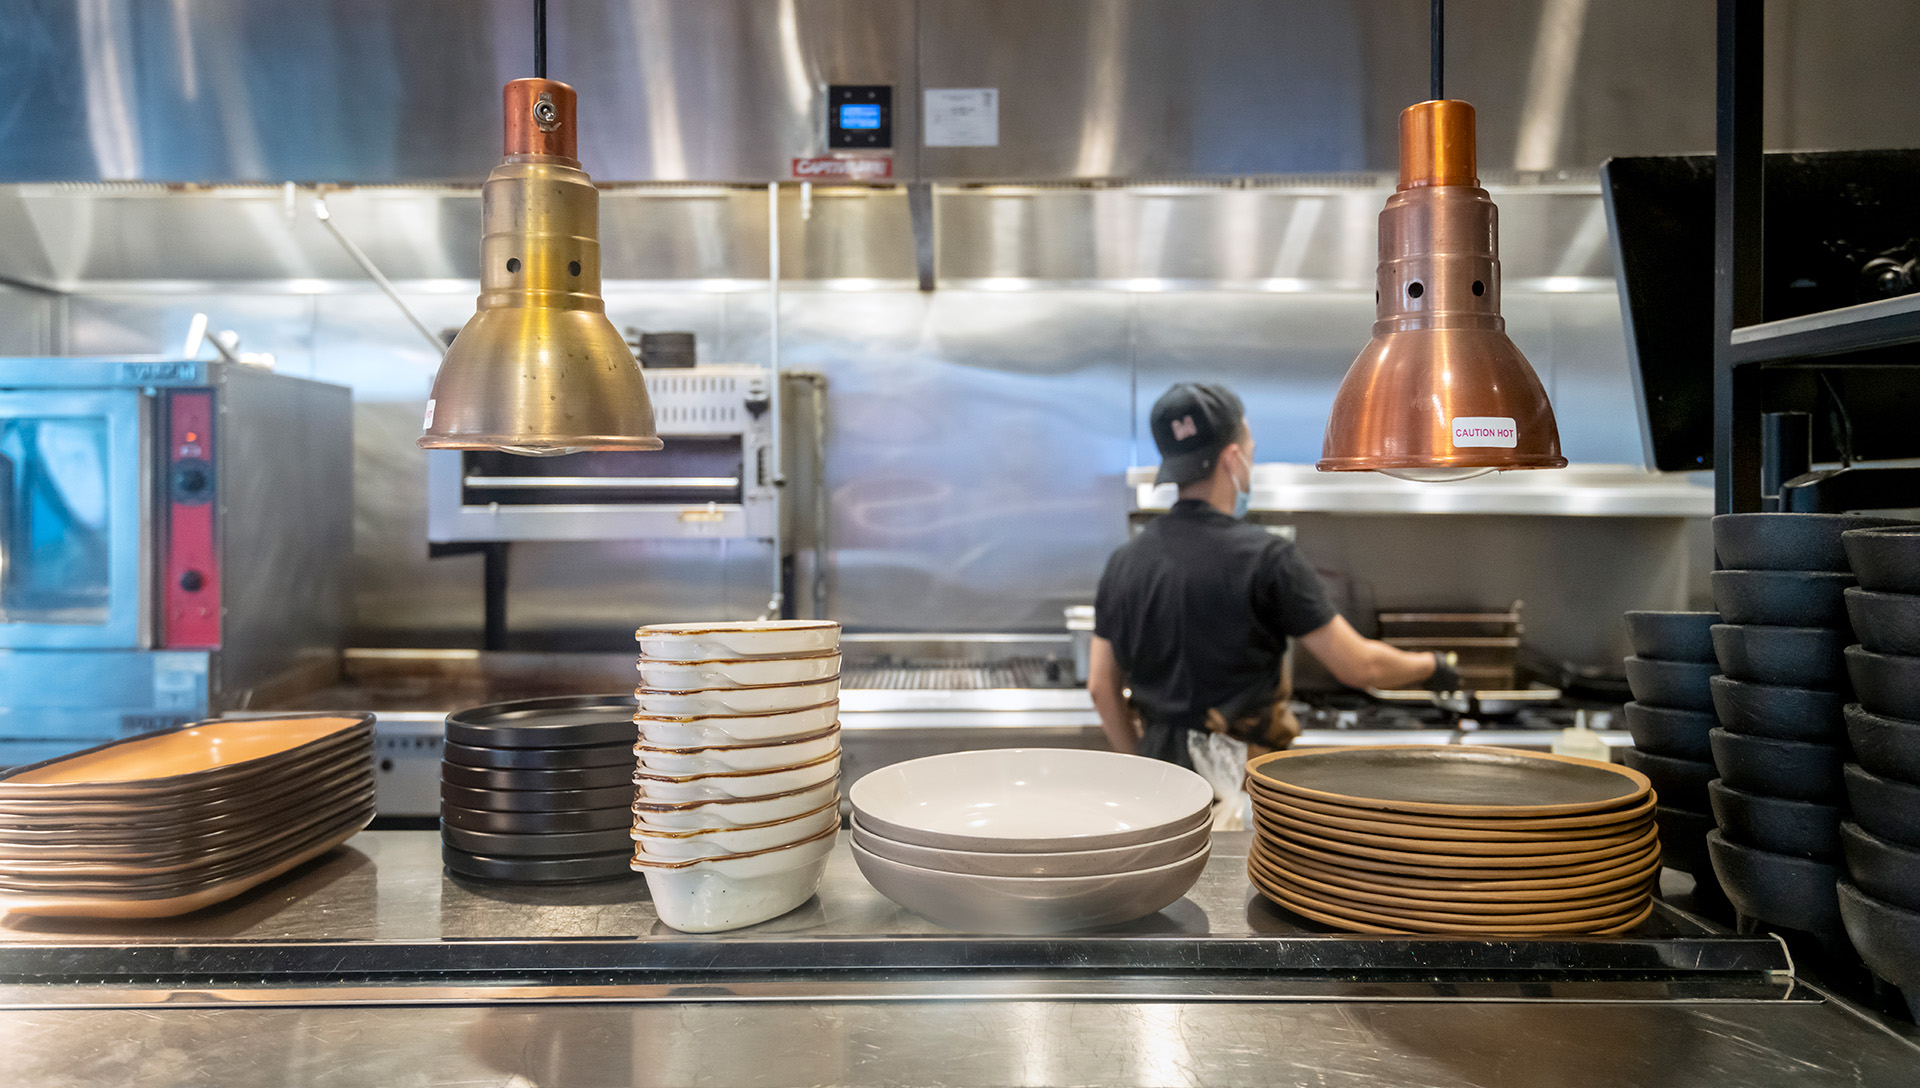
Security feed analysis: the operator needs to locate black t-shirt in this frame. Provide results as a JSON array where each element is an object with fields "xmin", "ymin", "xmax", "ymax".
[{"xmin": 1094, "ymin": 500, "xmax": 1338, "ymax": 734}]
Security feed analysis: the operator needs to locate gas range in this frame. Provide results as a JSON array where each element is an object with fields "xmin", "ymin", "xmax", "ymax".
[{"xmin": 1293, "ymin": 694, "xmax": 1620, "ymax": 733}]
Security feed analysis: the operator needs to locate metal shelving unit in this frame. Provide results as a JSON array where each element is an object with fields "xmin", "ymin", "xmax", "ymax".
[{"xmin": 1713, "ymin": 0, "xmax": 1920, "ymax": 513}]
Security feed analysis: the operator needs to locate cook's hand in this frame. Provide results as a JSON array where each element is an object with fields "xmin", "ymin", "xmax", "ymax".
[{"xmin": 1423, "ymin": 651, "xmax": 1463, "ymax": 694}]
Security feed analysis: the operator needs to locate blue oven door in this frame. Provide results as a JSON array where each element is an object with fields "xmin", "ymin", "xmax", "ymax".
[{"xmin": 0, "ymin": 390, "xmax": 146, "ymax": 649}]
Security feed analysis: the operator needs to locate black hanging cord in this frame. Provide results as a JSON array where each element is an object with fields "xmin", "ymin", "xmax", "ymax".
[
  {"xmin": 1430, "ymin": 0, "xmax": 1444, "ymax": 101},
  {"xmin": 534, "ymin": 0, "xmax": 547, "ymax": 78}
]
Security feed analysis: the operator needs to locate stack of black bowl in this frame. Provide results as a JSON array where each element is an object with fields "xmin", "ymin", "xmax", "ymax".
[
  {"xmin": 1837, "ymin": 525, "xmax": 1920, "ymax": 1021},
  {"xmin": 1704, "ymin": 513, "xmax": 1907, "ymax": 947},
  {"xmin": 439, "ymin": 695, "xmax": 641, "ymax": 884},
  {"xmin": 1621, "ymin": 610, "xmax": 1723, "ymax": 892}
]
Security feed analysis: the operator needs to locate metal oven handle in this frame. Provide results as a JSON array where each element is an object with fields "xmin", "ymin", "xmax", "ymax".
[{"xmin": 462, "ymin": 475, "xmax": 741, "ymax": 489}]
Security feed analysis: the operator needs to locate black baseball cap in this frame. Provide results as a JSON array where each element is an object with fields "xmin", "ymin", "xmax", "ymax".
[{"xmin": 1150, "ymin": 382, "xmax": 1245, "ymax": 485}]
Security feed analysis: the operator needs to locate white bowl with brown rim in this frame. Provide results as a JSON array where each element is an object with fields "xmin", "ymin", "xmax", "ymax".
[
  {"xmin": 632, "ymin": 794, "xmax": 840, "ymax": 860},
  {"xmin": 637, "ymin": 652, "xmax": 840, "ymax": 690},
  {"xmin": 631, "ymin": 779, "xmax": 838, "ymax": 830},
  {"xmin": 635, "ymin": 726, "xmax": 840, "ymax": 776},
  {"xmin": 634, "ymin": 677, "xmax": 840, "ymax": 717},
  {"xmin": 636, "ymin": 620, "xmax": 841, "ymax": 661},
  {"xmin": 635, "ymin": 750, "xmax": 841, "ymax": 803}
]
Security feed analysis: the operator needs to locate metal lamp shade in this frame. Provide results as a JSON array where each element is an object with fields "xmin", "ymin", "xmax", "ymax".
[
  {"xmin": 420, "ymin": 79, "xmax": 660, "ymax": 456},
  {"xmin": 1318, "ymin": 101, "xmax": 1564, "ymax": 479}
]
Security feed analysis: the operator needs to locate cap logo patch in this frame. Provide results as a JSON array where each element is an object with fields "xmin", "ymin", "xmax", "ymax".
[{"xmin": 1170, "ymin": 415, "xmax": 1198, "ymax": 441}]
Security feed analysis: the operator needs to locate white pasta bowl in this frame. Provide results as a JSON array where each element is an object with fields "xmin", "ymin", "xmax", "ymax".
[
  {"xmin": 636, "ymin": 823, "xmax": 838, "ymax": 933},
  {"xmin": 632, "ymin": 795, "xmax": 840, "ymax": 859},
  {"xmin": 850, "ymin": 813, "xmax": 1211, "ymax": 878},
  {"xmin": 848, "ymin": 748, "xmax": 1213, "ymax": 853},
  {"xmin": 634, "ymin": 750, "xmax": 840, "ymax": 803},
  {"xmin": 635, "ymin": 727, "xmax": 840, "ymax": 776},
  {"xmin": 634, "ymin": 701, "xmax": 838, "ymax": 747},
  {"xmin": 635, "ymin": 677, "xmax": 840, "ymax": 717},
  {"xmin": 636, "ymin": 620, "xmax": 841, "ymax": 661},
  {"xmin": 631, "ymin": 779, "xmax": 838, "ymax": 830},
  {"xmin": 637, "ymin": 652, "xmax": 840, "ymax": 691},
  {"xmin": 851, "ymin": 838, "xmax": 1210, "ymax": 934}
]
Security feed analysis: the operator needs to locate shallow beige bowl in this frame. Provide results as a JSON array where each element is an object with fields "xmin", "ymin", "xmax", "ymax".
[
  {"xmin": 849, "ymin": 748, "xmax": 1213, "ymax": 853},
  {"xmin": 850, "ymin": 814, "xmax": 1211, "ymax": 878},
  {"xmin": 634, "ymin": 751, "xmax": 840, "ymax": 803},
  {"xmin": 637, "ymin": 652, "xmax": 840, "ymax": 690},
  {"xmin": 634, "ymin": 701, "xmax": 838, "ymax": 747},
  {"xmin": 635, "ymin": 678, "xmax": 840, "ymax": 717},
  {"xmin": 632, "ymin": 795, "xmax": 840, "ymax": 860},
  {"xmin": 637, "ymin": 620, "xmax": 841, "ymax": 661},
  {"xmin": 634, "ymin": 727, "xmax": 840, "ymax": 776},
  {"xmin": 636, "ymin": 823, "xmax": 837, "ymax": 933},
  {"xmin": 851, "ymin": 838, "xmax": 1210, "ymax": 934}
]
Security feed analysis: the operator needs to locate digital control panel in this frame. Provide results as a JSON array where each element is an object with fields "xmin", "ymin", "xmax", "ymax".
[{"xmin": 827, "ymin": 84, "xmax": 892, "ymax": 149}]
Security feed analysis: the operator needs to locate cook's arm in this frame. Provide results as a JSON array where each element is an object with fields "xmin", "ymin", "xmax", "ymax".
[
  {"xmin": 1297, "ymin": 615, "xmax": 1445, "ymax": 691},
  {"xmin": 1086, "ymin": 636, "xmax": 1137, "ymax": 755}
]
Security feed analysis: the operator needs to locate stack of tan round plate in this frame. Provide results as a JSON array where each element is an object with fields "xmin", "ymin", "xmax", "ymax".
[
  {"xmin": 1246, "ymin": 745, "xmax": 1659, "ymax": 935},
  {"xmin": 0, "ymin": 714, "xmax": 375, "ymax": 919}
]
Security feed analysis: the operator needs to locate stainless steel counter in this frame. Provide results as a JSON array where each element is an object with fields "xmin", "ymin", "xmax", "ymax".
[{"xmin": 1, "ymin": 832, "xmax": 1916, "ymax": 1086}]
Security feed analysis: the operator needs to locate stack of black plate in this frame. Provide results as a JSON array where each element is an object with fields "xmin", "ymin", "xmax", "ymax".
[
  {"xmin": 1704, "ymin": 513, "xmax": 1906, "ymax": 945},
  {"xmin": 1836, "ymin": 526, "xmax": 1920, "ymax": 1021},
  {"xmin": 1620, "ymin": 610, "xmax": 1722, "ymax": 890},
  {"xmin": 440, "ymin": 695, "xmax": 639, "ymax": 884}
]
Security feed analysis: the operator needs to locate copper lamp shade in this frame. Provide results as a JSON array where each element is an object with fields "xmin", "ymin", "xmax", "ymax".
[
  {"xmin": 1318, "ymin": 101, "xmax": 1564, "ymax": 479},
  {"xmin": 419, "ymin": 79, "xmax": 661, "ymax": 456}
]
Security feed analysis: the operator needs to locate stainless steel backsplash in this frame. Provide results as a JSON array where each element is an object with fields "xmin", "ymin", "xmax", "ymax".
[{"xmin": 0, "ymin": 180, "xmax": 1702, "ymax": 670}]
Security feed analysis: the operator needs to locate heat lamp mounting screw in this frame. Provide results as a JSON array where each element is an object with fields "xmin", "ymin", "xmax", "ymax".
[{"xmin": 533, "ymin": 93, "xmax": 560, "ymax": 132}]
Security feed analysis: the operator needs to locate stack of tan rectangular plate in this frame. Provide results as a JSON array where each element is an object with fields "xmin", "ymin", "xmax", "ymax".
[
  {"xmin": 631, "ymin": 620, "xmax": 843, "ymax": 933},
  {"xmin": 0, "ymin": 714, "xmax": 375, "ymax": 919},
  {"xmin": 1246, "ymin": 744, "xmax": 1659, "ymax": 935}
]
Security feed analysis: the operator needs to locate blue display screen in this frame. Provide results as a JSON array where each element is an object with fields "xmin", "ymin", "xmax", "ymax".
[{"xmin": 839, "ymin": 104, "xmax": 883, "ymax": 131}]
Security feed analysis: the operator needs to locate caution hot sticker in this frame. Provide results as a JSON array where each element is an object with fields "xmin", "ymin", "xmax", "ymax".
[{"xmin": 1451, "ymin": 416, "xmax": 1518, "ymax": 448}]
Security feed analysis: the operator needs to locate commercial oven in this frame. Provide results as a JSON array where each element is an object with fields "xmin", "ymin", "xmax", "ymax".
[
  {"xmin": 0, "ymin": 357, "xmax": 352, "ymax": 764},
  {"xmin": 426, "ymin": 364, "xmax": 777, "ymax": 543}
]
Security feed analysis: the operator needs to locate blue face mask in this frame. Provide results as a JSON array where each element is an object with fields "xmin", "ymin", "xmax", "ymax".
[{"xmin": 1230, "ymin": 459, "xmax": 1252, "ymax": 519}]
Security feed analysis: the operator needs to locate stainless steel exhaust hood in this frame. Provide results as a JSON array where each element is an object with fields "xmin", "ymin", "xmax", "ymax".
[{"xmin": 4, "ymin": 1, "xmax": 1917, "ymax": 187}]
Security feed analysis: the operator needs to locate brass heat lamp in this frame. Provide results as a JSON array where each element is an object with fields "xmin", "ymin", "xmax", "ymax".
[
  {"xmin": 1317, "ymin": 100, "xmax": 1564, "ymax": 481},
  {"xmin": 419, "ymin": 78, "xmax": 661, "ymax": 456}
]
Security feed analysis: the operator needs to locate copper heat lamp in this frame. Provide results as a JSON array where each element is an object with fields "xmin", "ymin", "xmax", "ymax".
[
  {"xmin": 419, "ymin": 10, "xmax": 659, "ymax": 456},
  {"xmin": 1318, "ymin": 9, "xmax": 1564, "ymax": 480}
]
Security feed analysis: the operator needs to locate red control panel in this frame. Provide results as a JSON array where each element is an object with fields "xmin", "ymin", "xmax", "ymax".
[{"xmin": 163, "ymin": 391, "xmax": 220, "ymax": 648}]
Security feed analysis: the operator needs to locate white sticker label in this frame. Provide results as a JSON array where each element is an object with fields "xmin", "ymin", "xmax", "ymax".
[
  {"xmin": 925, "ymin": 88, "xmax": 999, "ymax": 147},
  {"xmin": 1451, "ymin": 416, "xmax": 1518, "ymax": 448},
  {"xmin": 423, "ymin": 399, "xmax": 436, "ymax": 429}
]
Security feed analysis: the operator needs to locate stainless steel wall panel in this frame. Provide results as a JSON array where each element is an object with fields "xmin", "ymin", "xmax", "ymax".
[
  {"xmin": 780, "ymin": 290, "xmax": 1135, "ymax": 631},
  {"xmin": 213, "ymin": 367, "xmax": 353, "ymax": 703},
  {"xmin": 918, "ymin": 0, "xmax": 1368, "ymax": 181},
  {"xmin": 4, "ymin": 1, "xmax": 1920, "ymax": 185}
]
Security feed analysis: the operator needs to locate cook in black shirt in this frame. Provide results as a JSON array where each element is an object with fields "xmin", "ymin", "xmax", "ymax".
[{"xmin": 1090, "ymin": 382, "xmax": 1461, "ymax": 771}]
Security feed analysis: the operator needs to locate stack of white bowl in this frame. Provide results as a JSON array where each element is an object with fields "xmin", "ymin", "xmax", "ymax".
[
  {"xmin": 629, "ymin": 620, "xmax": 843, "ymax": 932},
  {"xmin": 849, "ymin": 748, "xmax": 1215, "ymax": 934}
]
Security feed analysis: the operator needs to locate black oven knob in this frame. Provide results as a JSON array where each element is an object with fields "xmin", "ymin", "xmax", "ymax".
[
  {"xmin": 170, "ymin": 458, "xmax": 214, "ymax": 504},
  {"xmin": 179, "ymin": 569, "xmax": 206, "ymax": 593}
]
